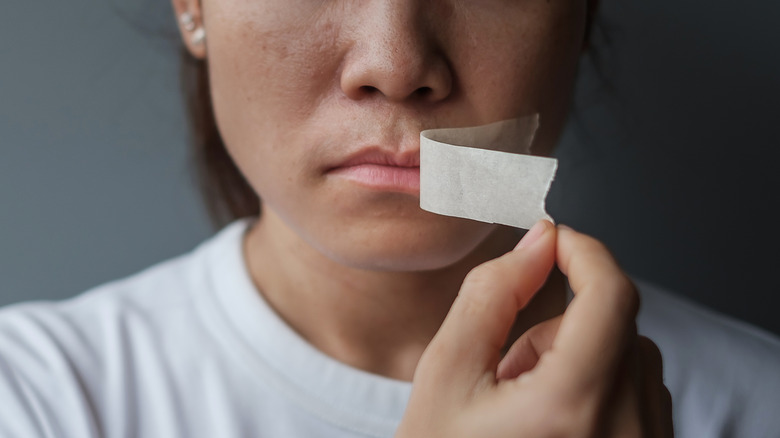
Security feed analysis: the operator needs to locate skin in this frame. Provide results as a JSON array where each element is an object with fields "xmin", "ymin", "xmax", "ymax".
[
  {"xmin": 399, "ymin": 222, "xmax": 673, "ymax": 437},
  {"xmin": 171, "ymin": 0, "xmax": 672, "ymax": 435},
  {"xmin": 186, "ymin": 0, "xmax": 585, "ymax": 271}
]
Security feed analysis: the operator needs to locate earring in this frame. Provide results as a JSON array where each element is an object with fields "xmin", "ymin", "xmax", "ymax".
[
  {"xmin": 179, "ymin": 12, "xmax": 196, "ymax": 32},
  {"xmin": 191, "ymin": 27, "xmax": 206, "ymax": 46}
]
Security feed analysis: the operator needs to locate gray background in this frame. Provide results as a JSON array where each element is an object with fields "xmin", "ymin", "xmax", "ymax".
[{"xmin": 2, "ymin": 1, "xmax": 779, "ymax": 336}]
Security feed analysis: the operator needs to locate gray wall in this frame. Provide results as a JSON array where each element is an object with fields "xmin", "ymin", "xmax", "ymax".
[
  {"xmin": 550, "ymin": 0, "xmax": 780, "ymax": 336},
  {"xmin": 0, "ymin": 1, "xmax": 212, "ymax": 306},
  {"xmin": 2, "ymin": 1, "xmax": 779, "ymax": 336}
]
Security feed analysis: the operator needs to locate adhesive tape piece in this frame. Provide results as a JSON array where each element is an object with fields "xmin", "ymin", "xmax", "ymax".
[{"xmin": 420, "ymin": 116, "xmax": 558, "ymax": 230}]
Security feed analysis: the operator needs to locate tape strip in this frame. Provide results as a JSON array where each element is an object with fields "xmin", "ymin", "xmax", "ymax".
[{"xmin": 420, "ymin": 116, "xmax": 557, "ymax": 229}]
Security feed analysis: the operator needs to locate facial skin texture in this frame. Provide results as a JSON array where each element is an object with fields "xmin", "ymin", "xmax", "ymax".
[
  {"xmin": 197, "ymin": 0, "xmax": 586, "ymax": 272},
  {"xmin": 172, "ymin": 0, "xmax": 589, "ymax": 379}
]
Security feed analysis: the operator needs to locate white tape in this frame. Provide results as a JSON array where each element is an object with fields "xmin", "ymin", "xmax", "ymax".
[{"xmin": 420, "ymin": 116, "xmax": 557, "ymax": 230}]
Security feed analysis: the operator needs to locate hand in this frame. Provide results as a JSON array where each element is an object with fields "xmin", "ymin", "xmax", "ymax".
[{"xmin": 396, "ymin": 221, "xmax": 673, "ymax": 437}]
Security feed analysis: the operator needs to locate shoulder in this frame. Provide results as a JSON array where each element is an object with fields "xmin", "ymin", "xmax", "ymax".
[
  {"xmin": 0, "ymin": 219, "xmax": 250, "ymax": 350},
  {"xmin": 0, "ymin": 220, "xmax": 249, "ymax": 436},
  {"xmin": 636, "ymin": 279, "xmax": 780, "ymax": 438},
  {"xmin": 0, "ymin": 253, "xmax": 198, "ymax": 437},
  {"xmin": 0, "ymin": 234, "xmax": 209, "ymax": 353}
]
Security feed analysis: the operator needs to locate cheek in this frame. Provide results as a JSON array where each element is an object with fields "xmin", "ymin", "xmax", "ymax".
[
  {"xmin": 453, "ymin": 4, "xmax": 586, "ymax": 147},
  {"xmin": 203, "ymin": 3, "xmax": 343, "ymax": 189},
  {"xmin": 196, "ymin": 0, "xmax": 586, "ymax": 271}
]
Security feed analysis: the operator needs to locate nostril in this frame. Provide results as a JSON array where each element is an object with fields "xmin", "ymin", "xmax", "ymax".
[
  {"xmin": 359, "ymin": 85, "xmax": 379, "ymax": 96},
  {"xmin": 415, "ymin": 86, "xmax": 433, "ymax": 99},
  {"xmin": 348, "ymin": 82, "xmax": 442, "ymax": 102}
]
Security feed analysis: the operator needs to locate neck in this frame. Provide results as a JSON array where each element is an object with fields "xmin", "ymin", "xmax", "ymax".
[{"xmin": 243, "ymin": 210, "xmax": 566, "ymax": 381}]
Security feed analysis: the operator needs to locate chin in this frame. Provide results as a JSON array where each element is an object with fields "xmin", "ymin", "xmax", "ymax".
[{"xmin": 312, "ymin": 216, "xmax": 498, "ymax": 273}]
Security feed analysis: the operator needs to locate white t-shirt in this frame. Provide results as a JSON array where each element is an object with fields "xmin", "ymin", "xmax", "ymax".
[{"xmin": 1, "ymin": 220, "xmax": 779, "ymax": 437}]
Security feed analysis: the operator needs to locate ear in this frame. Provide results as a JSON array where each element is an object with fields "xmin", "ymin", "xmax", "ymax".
[
  {"xmin": 171, "ymin": 0, "xmax": 206, "ymax": 59},
  {"xmin": 583, "ymin": 0, "xmax": 600, "ymax": 51}
]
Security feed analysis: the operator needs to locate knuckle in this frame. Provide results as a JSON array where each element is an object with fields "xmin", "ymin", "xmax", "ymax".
[
  {"xmin": 605, "ymin": 275, "xmax": 640, "ymax": 319},
  {"xmin": 567, "ymin": 234, "xmax": 639, "ymax": 316},
  {"xmin": 584, "ymin": 274, "xmax": 639, "ymax": 322},
  {"xmin": 638, "ymin": 336, "xmax": 663, "ymax": 369}
]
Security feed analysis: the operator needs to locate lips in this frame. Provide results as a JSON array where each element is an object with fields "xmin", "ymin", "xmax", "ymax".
[
  {"xmin": 333, "ymin": 148, "xmax": 420, "ymax": 168},
  {"xmin": 327, "ymin": 148, "xmax": 421, "ymax": 194}
]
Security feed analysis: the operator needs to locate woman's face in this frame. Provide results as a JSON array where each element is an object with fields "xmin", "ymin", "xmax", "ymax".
[{"xmin": 188, "ymin": 0, "xmax": 587, "ymax": 271}]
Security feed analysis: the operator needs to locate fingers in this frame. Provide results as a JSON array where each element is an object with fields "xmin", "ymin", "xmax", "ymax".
[
  {"xmin": 546, "ymin": 225, "xmax": 640, "ymax": 395},
  {"xmin": 496, "ymin": 316, "xmax": 561, "ymax": 381},
  {"xmin": 418, "ymin": 220, "xmax": 556, "ymax": 388},
  {"xmin": 602, "ymin": 336, "xmax": 673, "ymax": 438},
  {"xmin": 601, "ymin": 351, "xmax": 643, "ymax": 437},
  {"xmin": 404, "ymin": 223, "xmax": 672, "ymax": 438},
  {"xmin": 637, "ymin": 336, "xmax": 674, "ymax": 437}
]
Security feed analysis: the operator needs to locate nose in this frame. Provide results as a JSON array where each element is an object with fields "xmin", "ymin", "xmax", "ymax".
[{"xmin": 340, "ymin": 2, "xmax": 453, "ymax": 104}]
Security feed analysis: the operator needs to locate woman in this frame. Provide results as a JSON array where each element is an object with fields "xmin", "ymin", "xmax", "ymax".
[{"xmin": 1, "ymin": 1, "xmax": 778, "ymax": 437}]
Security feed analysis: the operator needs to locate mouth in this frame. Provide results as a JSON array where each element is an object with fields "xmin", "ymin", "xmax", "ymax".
[{"xmin": 326, "ymin": 148, "xmax": 421, "ymax": 195}]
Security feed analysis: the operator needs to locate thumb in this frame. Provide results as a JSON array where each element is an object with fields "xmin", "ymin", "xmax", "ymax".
[{"xmin": 416, "ymin": 220, "xmax": 557, "ymax": 390}]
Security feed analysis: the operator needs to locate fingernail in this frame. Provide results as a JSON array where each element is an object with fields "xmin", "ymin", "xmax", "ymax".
[
  {"xmin": 558, "ymin": 224, "xmax": 574, "ymax": 232},
  {"xmin": 515, "ymin": 220, "xmax": 548, "ymax": 250}
]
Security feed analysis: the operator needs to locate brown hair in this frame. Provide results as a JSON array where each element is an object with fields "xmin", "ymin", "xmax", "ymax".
[{"xmin": 180, "ymin": 47, "xmax": 260, "ymax": 228}]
